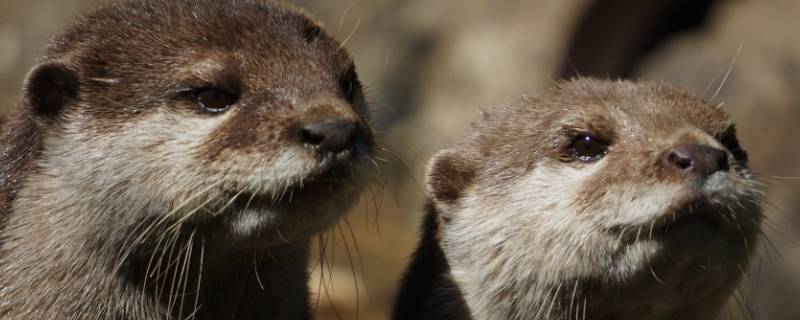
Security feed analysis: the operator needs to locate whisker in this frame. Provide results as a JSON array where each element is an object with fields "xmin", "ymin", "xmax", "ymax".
[
  {"xmin": 187, "ymin": 236, "xmax": 205, "ymax": 320},
  {"xmin": 337, "ymin": 0, "xmax": 362, "ymax": 35},
  {"xmin": 253, "ymin": 252, "xmax": 266, "ymax": 290},
  {"xmin": 143, "ymin": 222, "xmax": 176, "ymax": 300},
  {"xmin": 176, "ymin": 229, "xmax": 196, "ymax": 320},
  {"xmin": 363, "ymin": 49, "xmax": 393, "ymax": 91},
  {"xmin": 313, "ymin": 234, "xmax": 327, "ymax": 313},
  {"xmin": 338, "ymin": 17, "xmax": 362, "ymax": 50},
  {"xmin": 337, "ymin": 223, "xmax": 360, "ymax": 320},
  {"xmin": 114, "ymin": 180, "xmax": 222, "ymax": 275},
  {"xmin": 709, "ymin": 45, "xmax": 742, "ymax": 104},
  {"xmin": 343, "ymin": 217, "xmax": 374, "ymax": 301}
]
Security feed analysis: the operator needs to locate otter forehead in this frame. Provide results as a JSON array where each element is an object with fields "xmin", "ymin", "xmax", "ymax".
[
  {"xmin": 52, "ymin": 0, "xmax": 352, "ymax": 103},
  {"xmin": 465, "ymin": 79, "xmax": 733, "ymax": 172},
  {"xmin": 553, "ymin": 80, "xmax": 732, "ymax": 138}
]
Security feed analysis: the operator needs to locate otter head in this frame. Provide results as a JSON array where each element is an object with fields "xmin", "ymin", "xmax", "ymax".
[
  {"xmin": 427, "ymin": 79, "xmax": 761, "ymax": 320},
  {"xmin": 20, "ymin": 0, "xmax": 373, "ymax": 247}
]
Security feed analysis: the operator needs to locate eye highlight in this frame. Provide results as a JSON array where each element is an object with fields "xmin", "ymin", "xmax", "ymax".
[
  {"xmin": 195, "ymin": 88, "xmax": 238, "ymax": 113},
  {"xmin": 569, "ymin": 134, "xmax": 609, "ymax": 162}
]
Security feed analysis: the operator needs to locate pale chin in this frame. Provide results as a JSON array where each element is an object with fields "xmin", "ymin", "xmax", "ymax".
[
  {"xmin": 216, "ymin": 147, "xmax": 367, "ymax": 245},
  {"xmin": 225, "ymin": 188, "xmax": 361, "ymax": 246}
]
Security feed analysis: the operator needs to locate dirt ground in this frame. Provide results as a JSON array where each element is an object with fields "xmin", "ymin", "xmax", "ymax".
[{"xmin": 1, "ymin": 1, "xmax": 798, "ymax": 319}]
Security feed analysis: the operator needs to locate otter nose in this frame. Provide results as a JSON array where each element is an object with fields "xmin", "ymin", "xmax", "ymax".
[
  {"xmin": 662, "ymin": 144, "xmax": 729, "ymax": 177},
  {"xmin": 300, "ymin": 119, "xmax": 359, "ymax": 154}
]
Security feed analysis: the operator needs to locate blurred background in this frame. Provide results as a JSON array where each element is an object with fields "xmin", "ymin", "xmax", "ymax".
[{"xmin": 2, "ymin": 0, "xmax": 798, "ymax": 319}]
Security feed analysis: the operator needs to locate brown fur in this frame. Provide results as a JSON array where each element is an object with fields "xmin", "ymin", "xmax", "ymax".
[
  {"xmin": 395, "ymin": 79, "xmax": 762, "ymax": 320},
  {"xmin": 0, "ymin": 1, "xmax": 372, "ymax": 319}
]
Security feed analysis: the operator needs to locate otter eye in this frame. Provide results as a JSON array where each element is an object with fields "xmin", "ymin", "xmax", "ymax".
[
  {"xmin": 196, "ymin": 88, "xmax": 238, "ymax": 113},
  {"xmin": 339, "ymin": 64, "xmax": 361, "ymax": 103},
  {"xmin": 719, "ymin": 126, "xmax": 748, "ymax": 164},
  {"xmin": 569, "ymin": 134, "xmax": 608, "ymax": 162},
  {"xmin": 302, "ymin": 25, "xmax": 322, "ymax": 43}
]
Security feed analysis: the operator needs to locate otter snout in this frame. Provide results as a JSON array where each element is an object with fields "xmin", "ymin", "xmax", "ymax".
[
  {"xmin": 300, "ymin": 119, "xmax": 362, "ymax": 155},
  {"xmin": 662, "ymin": 144, "xmax": 729, "ymax": 177},
  {"xmin": 296, "ymin": 99, "xmax": 371, "ymax": 159}
]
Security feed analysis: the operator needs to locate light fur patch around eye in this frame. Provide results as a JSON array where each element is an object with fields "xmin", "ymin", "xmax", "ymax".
[
  {"xmin": 179, "ymin": 57, "xmax": 227, "ymax": 81},
  {"xmin": 174, "ymin": 55, "xmax": 241, "ymax": 92},
  {"xmin": 665, "ymin": 126, "xmax": 725, "ymax": 149}
]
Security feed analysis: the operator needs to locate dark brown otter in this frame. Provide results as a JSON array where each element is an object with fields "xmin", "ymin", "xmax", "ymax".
[
  {"xmin": 0, "ymin": 1, "xmax": 373, "ymax": 319},
  {"xmin": 393, "ymin": 79, "xmax": 762, "ymax": 320}
]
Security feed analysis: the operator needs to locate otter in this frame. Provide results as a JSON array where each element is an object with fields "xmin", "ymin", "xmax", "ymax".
[
  {"xmin": 0, "ymin": 1, "xmax": 373, "ymax": 319},
  {"xmin": 393, "ymin": 79, "xmax": 762, "ymax": 320}
]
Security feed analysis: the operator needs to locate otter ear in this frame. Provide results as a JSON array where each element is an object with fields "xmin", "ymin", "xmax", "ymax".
[
  {"xmin": 23, "ymin": 62, "xmax": 79, "ymax": 120},
  {"xmin": 425, "ymin": 149, "xmax": 477, "ymax": 207}
]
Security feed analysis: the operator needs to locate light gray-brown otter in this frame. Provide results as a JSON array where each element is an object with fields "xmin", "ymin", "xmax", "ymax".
[
  {"xmin": 0, "ymin": 0, "xmax": 373, "ymax": 319},
  {"xmin": 393, "ymin": 79, "xmax": 762, "ymax": 320}
]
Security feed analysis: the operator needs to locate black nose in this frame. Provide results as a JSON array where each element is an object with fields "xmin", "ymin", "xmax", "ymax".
[
  {"xmin": 300, "ymin": 119, "xmax": 359, "ymax": 154},
  {"xmin": 662, "ymin": 144, "xmax": 729, "ymax": 177}
]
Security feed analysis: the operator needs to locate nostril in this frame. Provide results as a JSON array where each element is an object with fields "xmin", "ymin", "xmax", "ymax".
[
  {"xmin": 667, "ymin": 151, "xmax": 693, "ymax": 170},
  {"xmin": 299, "ymin": 127, "xmax": 324, "ymax": 146},
  {"xmin": 663, "ymin": 144, "xmax": 728, "ymax": 177},
  {"xmin": 717, "ymin": 153, "xmax": 730, "ymax": 172},
  {"xmin": 299, "ymin": 119, "xmax": 358, "ymax": 154}
]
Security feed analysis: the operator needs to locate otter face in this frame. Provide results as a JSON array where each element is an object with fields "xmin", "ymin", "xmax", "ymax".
[
  {"xmin": 427, "ymin": 79, "xmax": 761, "ymax": 319},
  {"xmin": 22, "ymin": 1, "xmax": 372, "ymax": 245}
]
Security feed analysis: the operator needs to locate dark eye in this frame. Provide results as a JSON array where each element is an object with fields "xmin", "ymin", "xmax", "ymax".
[
  {"xmin": 719, "ymin": 126, "xmax": 748, "ymax": 164},
  {"xmin": 302, "ymin": 24, "xmax": 322, "ymax": 43},
  {"xmin": 569, "ymin": 134, "xmax": 609, "ymax": 162},
  {"xmin": 196, "ymin": 88, "xmax": 238, "ymax": 113},
  {"xmin": 339, "ymin": 64, "xmax": 362, "ymax": 103}
]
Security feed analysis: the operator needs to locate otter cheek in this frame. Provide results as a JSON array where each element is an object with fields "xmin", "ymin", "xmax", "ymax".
[{"xmin": 598, "ymin": 182, "xmax": 685, "ymax": 228}]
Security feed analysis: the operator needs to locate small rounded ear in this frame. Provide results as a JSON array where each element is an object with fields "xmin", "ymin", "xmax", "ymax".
[
  {"xmin": 23, "ymin": 62, "xmax": 79, "ymax": 120},
  {"xmin": 425, "ymin": 149, "xmax": 477, "ymax": 207}
]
